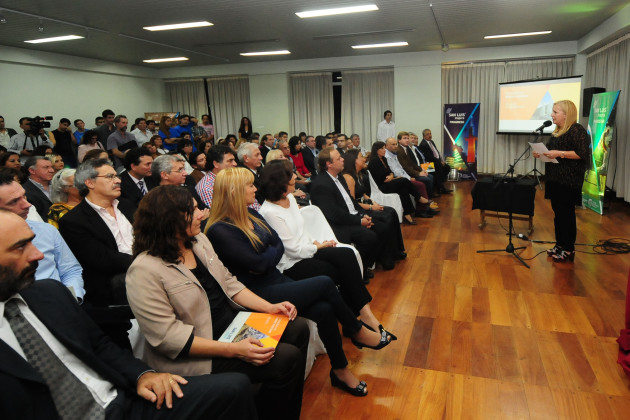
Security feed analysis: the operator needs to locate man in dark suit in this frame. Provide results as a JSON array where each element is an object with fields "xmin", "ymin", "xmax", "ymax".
[
  {"xmin": 419, "ymin": 129, "xmax": 452, "ymax": 193},
  {"xmin": 150, "ymin": 154, "xmax": 207, "ymax": 211},
  {"xmin": 237, "ymin": 142, "xmax": 265, "ymax": 207},
  {"xmin": 301, "ymin": 135, "xmax": 318, "ymax": 178},
  {"xmin": 0, "ymin": 209, "xmax": 257, "ymax": 420},
  {"xmin": 397, "ymin": 131, "xmax": 435, "ymax": 196},
  {"xmin": 259, "ymin": 133, "xmax": 275, "ymax": 161},
  {"xmin": 310, "ymin": 148, "xmax": 404, "ymax": 274},
  {"xmin": 120, "ymin": 147, "xmax": 154, "ymax": 210},
  {"xmin": 59, "ymin": 158, "xmax": 136, "ymax": 348},
  {"xmin": 22, "ymin": 156, "xmax": 54, "ymax": 220}
]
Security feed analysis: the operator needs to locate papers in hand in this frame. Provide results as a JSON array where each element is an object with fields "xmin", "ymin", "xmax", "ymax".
[
  {"xmin": 529, "ymin": 142, "xmax": 559, "ymax": 163},
  {"xmin": 218, "ymin": 312, "xmax": 289, "ymax": 348}
]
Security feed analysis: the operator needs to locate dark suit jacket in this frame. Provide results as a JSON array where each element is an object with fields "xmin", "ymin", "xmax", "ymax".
[
  {"xmin": 396, "ymin": 145, "xmax": 422, "ymax": 178},
  {"xmin": 259, "ymin": 145, "xmax": 272, "ymax": 161},
  {"xmin": 119, "ymin": 171, "xmax": 155, "ymax": 210},
  {"xmin": 23, "ymin": 179, "xmax": 52, "ymax": 221},
  {"xmin": 58, "ymin": 198, "xmax": 135, "ymax": 306},
  {"xmin": 419, "ymin": 139, "xmax": 442, "ymax": 165},
  {"xmin": 301, "ymin": 148, "xmax": 318, "ymax": 178},
  {"xmin": 310, "ymin": 171, "xmax": 363, "ymax": 227},
  {"xmin": 0, "ymin": 280, "xmax": 148, "ymax": 420}
]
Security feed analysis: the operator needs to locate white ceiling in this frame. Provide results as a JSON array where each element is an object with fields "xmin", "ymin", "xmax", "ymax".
[{"xmin": 0, "ymin": 0, "xmax": 627, "ymax": 68}]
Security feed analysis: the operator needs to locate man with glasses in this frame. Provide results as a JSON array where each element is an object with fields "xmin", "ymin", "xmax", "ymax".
[
  {"xmin": 58, "ymin": 158, "xmax": 136, "ymax": 349},
  {"xmin": 151, "ymin": 154, "xmax": 207, "ymax": 210}
]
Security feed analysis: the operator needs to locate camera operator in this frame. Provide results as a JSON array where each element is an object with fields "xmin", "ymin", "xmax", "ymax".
[{"xmin": 8, "ymin": 117, "xmax": 53, "ymax": 163}]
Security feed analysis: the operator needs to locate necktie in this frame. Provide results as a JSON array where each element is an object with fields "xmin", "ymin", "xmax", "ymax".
[
  {"xmin": 138, "ymin": 180, "xmax": 147, "ymax": 195},
  {"xmin": 408, "ymin": 146, "xmax": 421, "ymax": 167},
  {"xmin": 415, "ymin": 147, "xmax": 427, "ymax": 163},
  {"xmin": 428, "ymin": 141, "xmax": 440, "ymax": 159},
  {"xmin": 5, "ymin": 300, "xmax": 105, "ymax": 420}
]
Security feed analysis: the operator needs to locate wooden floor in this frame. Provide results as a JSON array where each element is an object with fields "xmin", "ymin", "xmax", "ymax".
[{"xmin": 301, "ymin": 179, "xmax": 630, "ymax": 419}]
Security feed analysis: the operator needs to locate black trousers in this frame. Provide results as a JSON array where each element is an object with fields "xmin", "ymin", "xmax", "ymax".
[
  {"xmin": 366, "ymin": 206, "xmax": 405, "ymax": 266},
  {"xmin": 379, "ymin": 177, "xmax": 417, "ymax": 215},
  {"xmin": 106, "ymin": 372, "xmax": 258, "ymax": 420},
  {"xmin": 283, "ymin": 247, "xmax": 372, "ymax": 315},
  {"xmin": 212, "ymin": 317, "xmax": 309, "ymax": 420},
  {"xmin": 330, "ymin": 224, "xmax": 380, "ymax": 269},
  {"xmin": 550, "ymin": 187, "xmax": 578, "ymax": 252},
  {"xmin": 247, "ymin": 275, "xmax": 362, "ymax": 370}
]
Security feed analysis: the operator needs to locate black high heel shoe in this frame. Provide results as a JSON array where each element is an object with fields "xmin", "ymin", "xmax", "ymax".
[
  {"xmin": 552, "ymin": 249, "xmax": 575, "ymax": 262},
  {"xmin": 352, "ymin": 325, "xmax": 393, "ymax": 350},
  {"xmin": 361, "ymin": 320, "xmax": 398, "ymax": 341},
  {"xmin": 330, "ymin": 369, "xmax": 367, "ymax": 397}
]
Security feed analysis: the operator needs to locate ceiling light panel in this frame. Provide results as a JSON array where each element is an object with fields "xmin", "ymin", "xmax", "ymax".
[
  {"xmin": 25, "ymin": 35, "xmax": 85, "ymax": 44},
  {"xmin": 144, "ymin": 21, "xmax": 213, "ymax": 31},
  {"xmin": 240, "ymin": 50, "xmax": 291, "ymax": 56},
  {"xmin": 296, "ymin": 5, "xmax": 378, "ymax": 18},
  {"xmin": 143, "ymin": 57, "xmax": 189, "ymax": 63},
  {"xmin": 352, "ymin": 41, "xmax": 408, "ymax": 49},
  {"xmin": 484, "ymin": 31, "xmax": 552, "ymax": 39}
]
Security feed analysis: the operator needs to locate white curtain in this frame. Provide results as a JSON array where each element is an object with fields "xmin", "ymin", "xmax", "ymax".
[
  {"xmin": 586, "ymin": 35, "xmax": 630, "ymax": 201},
  {"xmin": 442, "ymin": 58, "xmax": 574, "ymax": 175},
  {"xmin": 205, "ymin": 76, "xmax": 251, "ymax": 139},
  {"xmin": 164, "ymin": 79, "xmax": 207, "ymax": 119},
  {"xmin": 341, "ymin": 68, "xmax": 394, "ymax": 148},
  {"xmin": 289, "ymin": 72, "xmax": 334, "ymax": 137}
]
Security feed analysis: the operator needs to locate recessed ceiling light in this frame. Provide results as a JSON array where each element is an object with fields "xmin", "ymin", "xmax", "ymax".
[
  {"xmin": 143, "ymin": 21, "xmax": 213, "ymax": 31},
  {"xmin": 484, "ymin": 31, "xmax": 552, "ymax": 39},
  {"xmin": 296, "ymin": 5, "xmax": 378, "ymax": 18},
  {"xmin": 240, "ymin": 50, "xmax": 291, "ymax": 56},
  {"xmin": 352, "ymin": 41, "xmax": 408, "ymax": 49},
  {"xmin": 143, "ymin": 57, "xmax": 189, "ymax": 63},
  {"xmin": 24, "ymin": 35, "xmax": 84, "ymax": 44}
]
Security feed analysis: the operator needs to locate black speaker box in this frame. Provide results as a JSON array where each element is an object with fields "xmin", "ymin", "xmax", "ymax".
[{"xmin": 583, "ymin": 87, "xmax": 605, "ymax": 117}]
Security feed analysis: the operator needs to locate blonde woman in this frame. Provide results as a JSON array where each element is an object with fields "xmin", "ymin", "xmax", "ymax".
[
  {"xmin": 46, "ymin": 153, "xmax": 65, "ymax": 174},
  {"xmin": 205, "ymin": 167, "xmax": 393, "ymax": 397},
  {"xmin": 265, "ymin": 149, "xmax": 285, "ymax": 164},
  {"xmin": 533, "ymin": 100, "xmax": 590, "ymax": 262}
]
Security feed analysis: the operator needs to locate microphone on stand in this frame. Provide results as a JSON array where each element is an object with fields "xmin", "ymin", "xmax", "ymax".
[{"xmin": 532, "ymin": 120, "xmax": 552, "ymax": 133}]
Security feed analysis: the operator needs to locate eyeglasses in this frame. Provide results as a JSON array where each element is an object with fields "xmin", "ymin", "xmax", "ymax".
[
  {"xmin": 170, "ymin": 167, "xmax": 186, "ymax": 173},
  {"xmin": 95, "ymin": 174, "xmax": 120, "ymax": 180}
]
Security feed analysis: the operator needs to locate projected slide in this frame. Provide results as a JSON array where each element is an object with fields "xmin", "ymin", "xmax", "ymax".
[{"xmin": 498, "ymin": 76, "xmax": 582, "ymax": 134}]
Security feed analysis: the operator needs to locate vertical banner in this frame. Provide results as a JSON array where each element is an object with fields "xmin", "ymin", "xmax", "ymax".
[
  {"xmin": 443, "ymin": 103, "xmax": 480, "ymax": 180},
  {"xmin": 582, "ymin": 90, "xmax": 620, "ymax": 214}
]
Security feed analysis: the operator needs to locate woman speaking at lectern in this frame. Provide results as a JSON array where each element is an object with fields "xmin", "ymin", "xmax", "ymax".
[{"xmin": 533, "ymin": 100, "xmax": 590, "ymax": 262}]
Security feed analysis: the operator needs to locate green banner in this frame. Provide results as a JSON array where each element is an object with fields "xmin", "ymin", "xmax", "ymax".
[{"xmin": 582, "ymin": 91, "xmax": 620, "ymax": 214}]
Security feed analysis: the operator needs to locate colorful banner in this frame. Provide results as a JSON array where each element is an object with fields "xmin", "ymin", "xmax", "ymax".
[
  {"xmin": 443, "ymin": 103, "xmax": 479, "ymax": 180},
  {"xmin": 582, "ymin": 91, "xmax": 620, "ymax": 214}
]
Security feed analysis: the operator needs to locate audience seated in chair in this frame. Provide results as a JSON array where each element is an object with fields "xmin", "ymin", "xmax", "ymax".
[
  {"xmin": 418, "ymin": 128, "xmax": 452, "ymax": 194},
  {"xmin": 119, "ymin": 147, "xmax": 154, "ymax": 211},
  {"xmin": 58, "ymin": 158, "xmax": 135, "ymax": 349},
  {"xmin": 301, "ymin": 135, "xmax": 318, "ymax": 178},
  {"xmin": 237, "ymin": 142, "xmax": 264, "ymax": 209},
  {"xmin": 206, "ymin": 167, "xmax": 395, "ymax": 398},
  {"xmin": 47, "ymin": 168, "xmax": 81, "ymax": 229},
  {"xmin": 0, "ymin": 172, "xmax": 85, "ymax": 302},
  {"xmin": 195, "ymin": 145, "xmax": 238, "ymax": 209},
  {"xmin": 259, "ymin": 161, "xmax": 397, "ymax": 337},
  {"xmin": 150, "ymin": 154, "xmax": 206, "ymax": 211},
  {"xmin": 0, "ymin": 210, "xmax": 258, "ymax": 420},
  {"xmin": 126, "ymin": 185, "xmax": 308, "ymax": 420},
  {"xmin": 22, "ymin": 156, "xmax": 54, "ymax": 221},
  {"xmin": 396, "ymin": 131, "xmax": 435, "ymax": 197},
  {"xmin": 310, "ymin": 148, "xmax": 406, "ymax": 272}
]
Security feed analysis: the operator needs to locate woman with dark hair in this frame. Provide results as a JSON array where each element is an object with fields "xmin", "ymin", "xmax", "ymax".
[
  {"xmin": 205, "ymin": 167, "xmax": 393, "ymax": 397},
  {"xmin": 159, "ymin": 115, "xmax": 179, "ymax": 152},
  {"xmin": 82, "ymin": 149, "xmax": 109, "ymax": 162},
  {"xmin": 344, "ymin": 148, "xmax": 416, "ymax": 225},
  {"xmin": 288, "ymin": 136, "xmax": 310, "ymax": 177},
  {"xmin": 259, "ymin": 160, "xmax": 396, "ymax": 333},
  {"xmin": 177, "ymin": 138, "xmax": 194, "ymax": 162},
  {"xmin": 32, "ymin": 145, "xmax": 54, "ymax": 156},
  {"xmin": 367, "ymin": 141, "xmax": 434, "ymax": 218},
  {"xmin": 0, "ymin": 151, "xmax": 21, "ymax": 171},
  {"xmin": 189, "ymin": 151, "xmax": 207, "ymax": 184},
  {"xmin": 533, "ymin": 99, "xmax": 590, "ymax": 262},
  {"xmin": 149, "ymin": 134, "xmax": 167, "ymax": 155},
  {"xmin": 199, "ymin": 139, "xmax": 213, "ymax": 155},
  {"xmin": 238, "ymin": 117, "xmax": 253, "ymax": 140},
  {"xmin": 77, "ymin": 129, "xmax": 104, "ymax": 163},
  {"xmin": 126, "ymin": 185, "xmax": 310, "ymax": 420}
]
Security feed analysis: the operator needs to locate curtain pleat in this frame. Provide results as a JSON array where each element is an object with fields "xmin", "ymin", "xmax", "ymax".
[
  {"xmin": 341, "ymin": 68, "xmax": 394, "ymax": 149},
  {"xmin": 586, "ymin": 37, "xmax": 630, "ymax": 201},
  {"xmin": 205, "ymin": 76, "xmax": 251, "ymax": 139},
  {"xmin": 164, "ymin": 80, "xmax": 207, "ymax": 120},
  {"xmin": 442, "ymin": 58, "xmax": 575, "ymax": 175},
  {"xmin": 289, "ymin": 72, "xmax": 334, "ymax": 137}
]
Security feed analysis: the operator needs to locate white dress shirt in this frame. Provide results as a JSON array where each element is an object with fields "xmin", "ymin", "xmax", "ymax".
[
  {"xmin": 377, "ymin": 120, "xmax": 396, "ymax": 142},
  {"xmin": 0, "ymin": 295, "xmax": 118, "ymax": 407},
  {"xmin": 327, "ymin": 172, "xmax": 358, "ymax": 215},
  {"xmin": 85, "ymin": 198, "xmax": 133, "ymax": 255}
]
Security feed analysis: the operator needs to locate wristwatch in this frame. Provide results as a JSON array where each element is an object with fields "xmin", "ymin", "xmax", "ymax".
[{"xmin": 561, "ymin": 151, "xmax": 565, "ymax": 158}]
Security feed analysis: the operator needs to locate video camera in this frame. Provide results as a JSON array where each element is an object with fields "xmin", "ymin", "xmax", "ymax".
[{"xmin": 28, "ymin": 116, "xmax": 53, "ymax": 135}]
